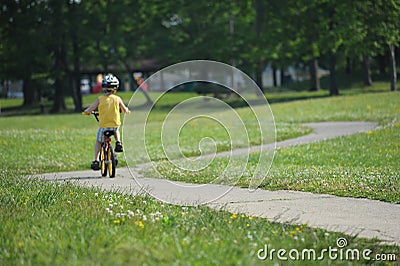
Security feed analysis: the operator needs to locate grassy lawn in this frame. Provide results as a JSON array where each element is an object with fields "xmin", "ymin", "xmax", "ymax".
[
  {"xmin": 0, "ymin": 91, "xmax": 307, "ymax": 173},
  {"xmin": 1, "ymin": 87, "xmax": 399, "ymax": 264},
  {"xmin": 1, "ymin": 170, "xmax": 398, "ymax": 265},
  {"xmin": 143, "ymin": 91, "xmax": 400, "ymax": 203},
  {"xmin": 150, "ymin": 122, "xmax": 399, "ymax": 203}
]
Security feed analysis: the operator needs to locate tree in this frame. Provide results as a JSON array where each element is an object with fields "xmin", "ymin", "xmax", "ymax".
[
  {"xmin": 165, "ymin": 1, "xmax": 233, "ymax": 62},
  {"xmin": 389, "ymin": 44, "xmax": 397, "ymax": 91},
  {"xmin": 45, "ymin": 0, "xmax": 69, "ymax": 112},
  {"xmin": 344, "ymin": 0, "xmax": 399, "ymax": 89},
  {"xmin": 2, "ymin": 0, "xmax": 399, "ymax": 109},
  {"xmin": 285, "ymin": 0, "xmax": 324, "ymax": 91},
  {"xmin": 0, "ymin": 0, "xmax": 50, "ymax": 106},
  {"xmin": 261, "ymin": 1, "xmax": 299, "ymax": 87},
  {"xmin": 374, "ymin": 0, "xmax": 400, "ymax": 91},
  {"xmin": 350, "ymin": 1, "xmax": 379, "ymax": 86},
  {"xmin": 1, "ymin": 0, "xmax": 87, "ymax": 112},
  {"xmin": 67, "ymin": 0, "xmax": 87, "ymax": 112},
  {"xmin": 110, "ymin": 0, "xmax": 154, "ymax": 105},
  {"xmin": 254, "ymin": 0, "xmax": 265, "ymax": 90},
  {"xmin": 316, "ymin": 0, "xmax": 355, "ymax": 95}
]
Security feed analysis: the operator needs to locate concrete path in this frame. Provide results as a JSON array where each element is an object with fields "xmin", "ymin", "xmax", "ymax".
[{"xmin": 35, "ymin": 122, "xmax": 400, "ymax": 245}]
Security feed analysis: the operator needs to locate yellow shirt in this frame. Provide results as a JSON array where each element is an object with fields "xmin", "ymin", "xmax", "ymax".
[{"xmin": 98, "ymin": 94, "xmax": 121, "ymax": 128}]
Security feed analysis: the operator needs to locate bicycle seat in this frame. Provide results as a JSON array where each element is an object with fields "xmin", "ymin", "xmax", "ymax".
[{"xmin": 103, "ymin": 130, "xmax": 115, "ymax": 137}]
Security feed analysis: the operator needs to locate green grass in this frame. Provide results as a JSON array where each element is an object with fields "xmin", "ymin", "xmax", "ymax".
[
  {"xmin": 1, "ymin": 170, "xmax": 398, "ymax": 265},
  {"xmin": 0, "ymin": 98, "xmax": 23, "ymax": 110},
  {"xmin": 1, "ymin": 90, "xmax": 399, "ymax": 194},
  {"xmin": 0, "ymin": 91, "xmax": 308, "ymax": 173},
  {"xmin": 0, "ymin": 113, "xmax": 303, "ymax": 173},
  {"xmin": 270, "ymin": 92, "xmax": 399, "ymax": 124},
  {"xmin": 1, "ymin": 87, "xmax": 399, "ymax": 264},
  {"xmin": 142, "ymin": 90, "xmax": 400, "ymax": 203},
  {"xmin": 260, "ymin": 122, "xmax": 399, "ymax": 202},
  {"xmin": 149, "ymin": 122, "xmax": 399, "ymax": 202}
]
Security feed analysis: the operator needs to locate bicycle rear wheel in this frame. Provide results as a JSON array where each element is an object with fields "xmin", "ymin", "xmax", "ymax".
[
  {"xmin": 100, "ymin": 146, "xmax": 107, "ymax": 177},
  {"xmin": 108, "ymin": 146, "xmax": 116, "ymax": 178}
]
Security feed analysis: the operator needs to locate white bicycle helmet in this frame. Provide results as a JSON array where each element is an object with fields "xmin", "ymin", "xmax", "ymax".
[{"xmin": 102, "ymin": 73, "xmax": 119, "ymax": 91}]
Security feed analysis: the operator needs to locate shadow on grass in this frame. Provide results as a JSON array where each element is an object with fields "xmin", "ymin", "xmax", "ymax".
[
  {"xmin": 1, "ymin": 74, "xmax": 397, "ymax": 116},
  {"xmin": 0, "ymin": 103, "xmax": 81, "ymax": 117},
  {"xmin": 64, "ymin": 176, "xmax": 104, "ymax": 181}
]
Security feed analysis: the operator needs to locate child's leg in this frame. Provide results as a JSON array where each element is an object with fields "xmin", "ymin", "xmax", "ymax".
[
  {"xmin": 114, "ymin": 129, "xmax": 123, "ymax": 152},
  {"xmin": 94, "ymin": 140, "xmax": 101, "ymax": 161},
  {"xmin": 114, "ymin": 130, "xmax": 121, "ymax": 142},
  {"xmin": 94, "ymin": 128, "xmax": 103, "ymax": 161}
]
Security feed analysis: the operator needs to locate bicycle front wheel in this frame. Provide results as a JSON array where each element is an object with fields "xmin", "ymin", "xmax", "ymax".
[
  {"xmin": 108, "ymin": 146, "xmax": 116, "ymax": 178},
  {"xmin": 100, "ymin": 146, "xmax": 107, "ymax": 177}
]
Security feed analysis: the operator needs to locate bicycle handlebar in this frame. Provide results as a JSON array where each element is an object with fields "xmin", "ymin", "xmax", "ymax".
[
  {"xmin": 82, "ymin": 111, "xmax": 99, "ymax": 121},
  {"xmin": 91, "ymin": 111, "xmax": 99, "ymax": 122}
]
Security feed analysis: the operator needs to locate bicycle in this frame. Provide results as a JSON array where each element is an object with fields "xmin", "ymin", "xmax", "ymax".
[{"xmin": 89, "ymin": 111, "xmax": 118, "ymax": 178}]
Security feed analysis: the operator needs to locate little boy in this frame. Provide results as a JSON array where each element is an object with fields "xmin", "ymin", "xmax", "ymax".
[{"xmin": 83, "ymin": 73, "xmax": 130, "ymax": 170}]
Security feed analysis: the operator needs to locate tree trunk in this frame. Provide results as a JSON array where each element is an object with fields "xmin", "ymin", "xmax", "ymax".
[
  {"xmin": 71, "ymin": 35, "xmax": 82, "ymax": 112},
  {"xmin": 389, "ymin": 44, "xmax": 397, "ymax": 91},
  {"xmin": 329, "ymin": 52, "xmax": 339, "ymax": 95},
  {"xmin": 255, "ymin": 62, "xmax": 263, "ymax": 93},
  {"xmin": 309, "ymin": 58, "xmax": 320, "ymax": 91},
  {"xmin": 71, "ymin": 73, "xmax": 82, "ymax": 112},
  {"xmin": 255, "ymin": 0, "xmax": 264, "ymax": 94},
  {"xmin": 52, "ymin": 77, "xmax": 66, "ymax": 113},
  {"xmin": 22, "ymin": 77, "xmax": 39, "ymax": 106},
  {"xmin": 280, "ymin": 68, "xmax": 285, "ymax": 86},
  {"xmin": 345, "ymin": 57, "xmax": 352, "ymax": 75},
  {"xmin": 52, "ymin": 45, "xmax": 67, "ymax": 113},
  {"xmin": 362, "ymin": 54, "xmax": 373, "ymax": 86},
  {"xmin": 272, "ymin": 66, "xmax": 277, "ymax": 87},
  {"xmin": 377, "ymin": 54, "xmax": 387, "ymax": 75}
]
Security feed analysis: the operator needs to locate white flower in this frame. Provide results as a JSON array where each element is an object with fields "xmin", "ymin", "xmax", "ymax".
[{"xmin": 126, "ymin": 210, "xmax": 134, "ymax": 218}]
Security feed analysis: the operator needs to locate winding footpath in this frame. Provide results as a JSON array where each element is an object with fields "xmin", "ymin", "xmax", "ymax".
[{"xmin": 35, "ymin": 122, "xmax": 400, "ymax": 245}]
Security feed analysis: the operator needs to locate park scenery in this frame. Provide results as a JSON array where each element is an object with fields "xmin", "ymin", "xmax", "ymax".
[{"xmin": 1, "ymin": 1, "xmax": 400, "ymax": 265}]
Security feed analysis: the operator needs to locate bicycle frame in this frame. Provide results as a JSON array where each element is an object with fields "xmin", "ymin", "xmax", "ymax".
[{"xmin": 91, "ymin": 111, "xmax": 117, "ymax": 178}]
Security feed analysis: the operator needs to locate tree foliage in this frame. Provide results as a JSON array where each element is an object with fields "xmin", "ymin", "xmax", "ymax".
[{"xmin": 0, "ymin": 0, "xmax": 399, "ymax": 112}]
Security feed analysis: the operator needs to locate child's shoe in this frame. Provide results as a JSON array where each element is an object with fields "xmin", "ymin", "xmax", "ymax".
[
  {"xmin": 115, "ymin": 141, "xmax": 123, "ymax": 152},
  {"xmin": 91, "ymin": 160, "xmax": 100, "ymax": 170}
]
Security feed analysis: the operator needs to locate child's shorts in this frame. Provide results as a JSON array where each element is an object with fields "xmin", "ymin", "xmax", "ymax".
[{"xmin": 96, "ymin": 127, "xmax": 119, "ymax": 142}]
